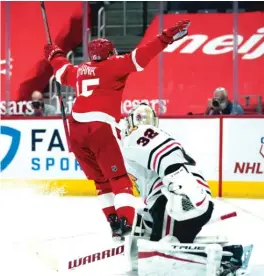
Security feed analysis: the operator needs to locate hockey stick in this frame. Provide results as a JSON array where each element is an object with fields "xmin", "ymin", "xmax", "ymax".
[
  {"xmin": 40, "ymin": 1, "xmax": 52, "ymax": 44},
  {"xmin": 207, "ymin": 211, "xmax": 237, "ymax": 225},
  {"xmin": 40, "ymin": 1, "xmax": 71, "ymax": 151}
]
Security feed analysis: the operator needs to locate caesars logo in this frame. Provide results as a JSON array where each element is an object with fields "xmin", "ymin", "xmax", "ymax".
[
  {"xmin": 0, "ymin": 97, "xmax": 167, "ymax": 116},
  {"xmin": 0, "ymin": 126, "xmax": 21, "ymax": 171},
  {"xmin": 121, "ymin": 99, "xmax": 169, "ymax": 115},
  {"xmin": 0, "ymin": 95, "xmax": 75, "ymax": 115},
  {"xmin": 234, "ymin": 137, "xmax": 264, "ymax": 175}
]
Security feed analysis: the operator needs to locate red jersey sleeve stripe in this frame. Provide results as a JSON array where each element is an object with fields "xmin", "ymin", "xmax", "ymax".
[
  {"xmin": 131, "ymin": 49, "xmax": 144, "ymax": 72},
  {"xmin": 55, "ymin": 63, "xmax": 71, "ymax": 84}
]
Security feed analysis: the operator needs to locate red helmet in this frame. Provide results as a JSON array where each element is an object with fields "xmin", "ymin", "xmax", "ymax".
[{"xmin": 87, "ymin": 38, "xmax": 117, "ymax": 61}]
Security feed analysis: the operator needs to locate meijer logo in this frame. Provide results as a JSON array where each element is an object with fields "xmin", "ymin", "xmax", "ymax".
[
  {"xmin": 0, "ymin": 126, "xmax": 21, "ymax": 171},
  {"xmin": 164, "ymin": 27, "xmax": 264, "ymax": 60}
]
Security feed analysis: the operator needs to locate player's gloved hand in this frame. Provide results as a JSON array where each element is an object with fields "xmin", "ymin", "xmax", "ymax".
[
  {"xmin": 159, "ymin": 20, "xmax": 191, "ymax": 44},
  {"xmin": 44, "ymin": 44, "xmax": 65, "ymax": 62}
]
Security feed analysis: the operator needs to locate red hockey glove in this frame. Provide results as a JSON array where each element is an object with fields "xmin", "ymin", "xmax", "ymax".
[
  {"xmin": 159, "ymin": 20, "xmax": 191, "ymax": 44},
  {"xmin": 44, "ymin": 44, "xmax": 65, "ymax": 62}
]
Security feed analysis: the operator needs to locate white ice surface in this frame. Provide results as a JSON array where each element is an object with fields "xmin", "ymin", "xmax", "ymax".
[{"xmin": 0, "ymin": 186, "xmax": 263, "ymax": 276}]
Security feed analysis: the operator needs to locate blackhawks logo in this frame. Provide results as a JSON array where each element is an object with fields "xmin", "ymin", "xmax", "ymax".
[{"xmin": 128, "ymin": 173, "xmax": 140, "ymax": 196}]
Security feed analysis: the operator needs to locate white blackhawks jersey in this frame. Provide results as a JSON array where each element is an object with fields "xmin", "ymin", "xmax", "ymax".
[{"xmin": 122, "ymin": 125, "xmax": 212, "ymax": 208}]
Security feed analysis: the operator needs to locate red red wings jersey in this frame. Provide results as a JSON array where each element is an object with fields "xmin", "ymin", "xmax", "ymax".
[{"xmin": 49, "ymin": 37, "xmax": 167, "ymax": 124}]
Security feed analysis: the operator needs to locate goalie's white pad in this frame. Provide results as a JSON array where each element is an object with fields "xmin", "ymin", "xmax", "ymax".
[
  {"xmin": 162, "ymin": 167, "xmax": 210, "ymax": 221},
  {"xmin": 194, "ymin": 235, "xmax": 229, "ymax": 246},
  {"xmin": 137, "ymin": 237, "xmax": 223, "ymax": 276},
  {"xmin": 135, "ymin": 208, "xmax": 153, "ymax": 238}
]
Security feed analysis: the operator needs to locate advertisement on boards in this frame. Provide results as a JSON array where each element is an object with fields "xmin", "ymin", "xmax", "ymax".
[
  {"xmin": 0, "ymin": 120, "xmax": 85, "ymax": 180},
  {"xmin": 222, "ymin": 118, "xmax": 264, "ymax": 197},
  {"xmin": 1, "ymin": 117, "xmax": 264, "ymax": 197},
  {"xmin": 223, "ymin": 119, "xmax": 264, "ymax": 180},
  {"xmin": 0, "ymin": 118, "xmax": 220, "ymax": 196}
]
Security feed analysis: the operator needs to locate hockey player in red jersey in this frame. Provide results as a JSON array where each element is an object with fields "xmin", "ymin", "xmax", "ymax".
[{"xmin": 44, "ymin": 20, "xmax": 191, "ymax": 238}]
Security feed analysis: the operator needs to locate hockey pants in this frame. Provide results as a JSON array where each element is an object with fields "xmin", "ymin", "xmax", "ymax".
[
  {"xmin": 149, "ymin": 195, "xmax": 214, "ymax": 242},
  {"xmin": 68, "ymin": 117, "xmax": 135, "ymax": 225}
]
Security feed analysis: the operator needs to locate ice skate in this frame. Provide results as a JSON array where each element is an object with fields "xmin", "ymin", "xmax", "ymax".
[{"xmin": 108, "ymin": 214, "xmax": 122, "ymax": 241}]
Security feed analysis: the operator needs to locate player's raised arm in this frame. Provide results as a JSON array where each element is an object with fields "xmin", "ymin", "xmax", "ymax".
[
  {"xmin": 44, "ymin": 44, "xmax": 77, "ymax": 88},
  {"xmin": 105, "ymin": 20, "xmax": 190, "ymax": 77}
]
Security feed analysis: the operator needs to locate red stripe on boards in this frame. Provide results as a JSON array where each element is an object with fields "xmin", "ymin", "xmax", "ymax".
[{"xmin": 218, "ymin": 117, "xmax": 223, "ymax": 197}]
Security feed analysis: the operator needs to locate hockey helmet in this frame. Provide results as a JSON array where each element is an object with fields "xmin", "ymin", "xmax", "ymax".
[
  {"xmin": 87, "ymin": 38, "xmax": 117, "ymax": 61},
  {"xmin": 125, "ymin": 103, "xmax": 159, "ymax": 135}
]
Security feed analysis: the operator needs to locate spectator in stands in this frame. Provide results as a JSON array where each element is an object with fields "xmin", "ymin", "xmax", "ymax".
[
  {"xmin": 30, "ymin": 90, "xmax": 56, "ymax": 116},
  {"xmin": 205, "ymin": 87, "xmax": 244, "ymax": 115}
]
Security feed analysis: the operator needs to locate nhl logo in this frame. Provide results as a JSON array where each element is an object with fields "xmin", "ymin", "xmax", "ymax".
[
  {"xmin": 111, "ymin": 165, "xmax": 118, "ymax": 172},
  {"xmin": 260, "ymin": 137, "xmax": 264, "ymax": 158}
]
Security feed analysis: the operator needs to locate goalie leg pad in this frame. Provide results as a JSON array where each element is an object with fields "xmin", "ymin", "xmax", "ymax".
[
  {"xmin": 137, "ymin": 239, "xmax": 223, "ymax": 276},
  {"xmin": 134, "ymin": 208, "xmax": 153, "ymax": 238}
]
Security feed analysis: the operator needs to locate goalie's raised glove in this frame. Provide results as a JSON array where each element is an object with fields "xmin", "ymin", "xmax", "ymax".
[
  {"xmin": 159, "ymin": 20, "xmax": 190, "ymax": 44},
  {"xmin": 44, "ymin": 44, "xmax": 65, "ymax": 62}
]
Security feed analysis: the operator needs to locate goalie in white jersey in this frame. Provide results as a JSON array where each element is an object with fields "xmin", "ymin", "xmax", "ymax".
[
  {"xmin": 121, "ymin": 103, "xmax": 213, "ymax": 243},
  {"xmin": 120, "ymin": 104, "xmax": 248, "ymax": 276}
]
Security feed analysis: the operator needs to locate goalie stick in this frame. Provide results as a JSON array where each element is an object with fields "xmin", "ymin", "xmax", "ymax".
[
  {"xmin": 40, "ymin": 1, "xmax": 71, "ymax": 151},
  {"xmin": 208, "ymin": 211, "xmax": 237, "ymax": 225}
]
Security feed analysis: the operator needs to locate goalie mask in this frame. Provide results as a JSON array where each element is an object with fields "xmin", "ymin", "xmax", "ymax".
[{"xmin": 125, "ymin": 103, "xmax": 159, "ymax": 135}]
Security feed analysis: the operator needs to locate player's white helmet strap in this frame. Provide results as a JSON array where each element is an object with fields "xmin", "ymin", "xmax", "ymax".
[{"xmin": 126, "ymin": 103, "xmax": 159, "ymax": 135}]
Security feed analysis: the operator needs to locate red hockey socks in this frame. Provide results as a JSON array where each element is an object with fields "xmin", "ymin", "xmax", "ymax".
[
  {"xmin": 110, "ymin": 175, "xmax": 135, "ymax": 226},
  {"xmin": 95, "ymin": 181, "xmax": 117, "ymax": 221}
]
